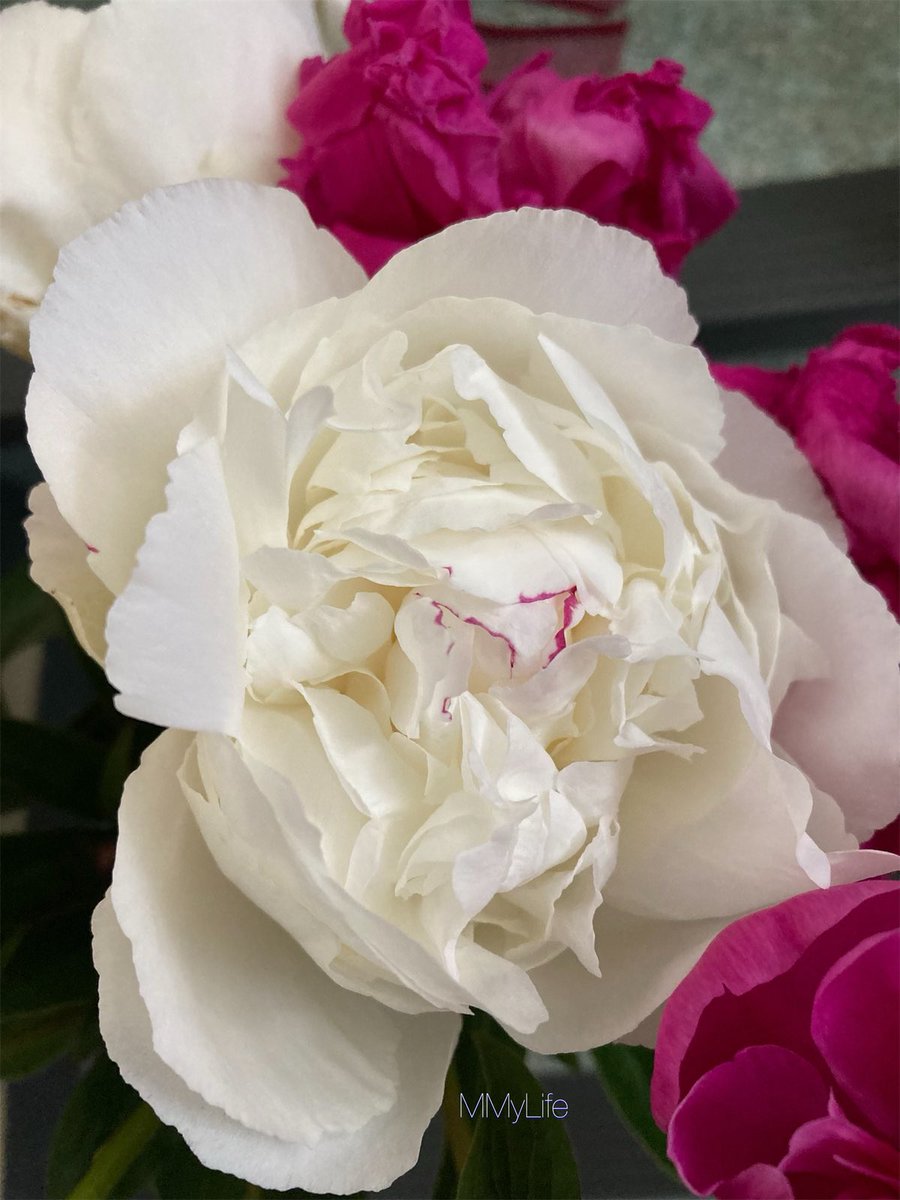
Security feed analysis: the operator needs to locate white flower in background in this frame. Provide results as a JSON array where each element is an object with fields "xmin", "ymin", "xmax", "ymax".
[
  {"xmin": 26, "ymin": 183, "xmax": 898, "ymax": 1192},
  {"xmin": 0, "ymin": 0, "xmax": 348, "ymax": 357}
]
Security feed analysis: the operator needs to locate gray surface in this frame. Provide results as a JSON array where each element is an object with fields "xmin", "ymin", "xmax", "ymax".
[{"xmin": 623, "ymin": 0, "xmax": 900, "ymax": 188}]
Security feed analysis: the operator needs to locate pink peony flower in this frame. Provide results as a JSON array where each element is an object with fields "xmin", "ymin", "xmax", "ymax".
[
  {"xmin": 281, "ymin": 0, "xmax": 501, "ymax": 273},
  {"xmin": 652, "ymin": 880, "xmax": 900, "ymax": 1199},
  {"xmin": 488, "ymin": 56, "xmax": 738, "ymax": 275},
  {"xmin": 714, "ymin": 326, "xmax": 900, "ymax": 617}
]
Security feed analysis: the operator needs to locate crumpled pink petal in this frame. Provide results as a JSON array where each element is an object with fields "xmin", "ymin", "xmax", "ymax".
[
  {"xmin": 489, "ymin": 56, "xmax": 738, "ymax": 275},
  {"xmin": 282, "ymin": 4, "xmax": 736, "ymax": 276},
  {"xmin": 713, "ymin": 325, "xmax": 900, "ymax": 616},
  {"xmin": 281, "ymin": 0, "xmax": 501, "ymax": 267}
]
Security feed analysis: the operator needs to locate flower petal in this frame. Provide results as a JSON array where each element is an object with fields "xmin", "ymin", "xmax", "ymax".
[
  {"xmin": 28, "ymin": 181, "xmax": 362, "ymax": 594},
  {"xmin": 100, "ymin": 728, "xmax": 460, "ymax": 1188},
  {"xmin": 810, "ymin": 928, "xmax": 900, "ymax": 1143},
  {"xmin": 1, "ymin": 0, "xmax": 330, "ymax": 351},
  {"xmin": 105, "ymin": 439, "xmax": 244, "ymax": 735},
  {"xmin": 514, "ymin": 904, "xmax": 726, "ymax": 1052},
  {"xmin": 715, "ymin": 383, "xmax": 845, "ymax": 546},
  {"xmin": 767, "ymin": 510, "xmax": 900, "ymax": 841},
  {"xmin": 651, "ymin": 881, "xmax": 898, "ymax": 1130},
  {"xmin": 668, "ymin": 1045, "xmax": 828, "ymax": 1195},
  {"xmin": 358, "ymin": 209, "xmax": 697, "ymax": 343},
  {"xmin": 26, "ymin": 482, "xmax": 112, "ymax": 662},
  {"xmin": 94, "ymin": 899, "xmax": 459, "ymax": 1195}
]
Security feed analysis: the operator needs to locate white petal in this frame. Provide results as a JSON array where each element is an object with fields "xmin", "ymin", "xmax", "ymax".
[
  {"xmin": 105, "ymin": 439, "xmax": 244, "ymax": 735},
  {"xmin": 359, "ymin": 210, "xmax": 696, "ymax": 344},
  {"xmin": 767, "ymin": 511, "xmax": 900, "ymax": 841},
  {"xmin": 715, "ymin": 384, "xmax": 845, "ymax": 545},
  {"xmin": 1, "ymin": 0, "xmax": 330, "ymax": 351},
  {"xmin": 605, "ymin": 743, "xmax": 831, "ymax": 921},
  {"xmin": 537, "ymin": 319, "xmax": 724, "ymax": 462},
  {"xmin": 105, "ymin": 730, "xmax": 460, "ymax": 1168},
  {"xmin": 302, "ymin": 687, "xmax": 424, "ymax": 819},
  {"xmin": 638, "ymin": 425, "xmax": 899, "ymax": 843},
  {"xmin": 450, "ymin": 346, "xmax": 602, "ymax": 507},
  {"xmin": 28, "ymin": 181, "xmax": 363, "ymax": 593},
  {"xmin": 221, "ymin": 355, "xmax": 289, "ymax": 555},
  {"xmin": 539, "ymin": 335, "xmax": 690, "ymax": 580},
  {"xmin": 516, "ymin": 905, "xmax": 724, "ymax": 1052},
  {"xmin": 95, "ymin": 894, "xmax": 459, "ymax": 1194},
  {"xmin": 696, "ymin": 601, "xmax": 772, "ymax": 748},
  {"xmin": 25, "ymin": 482, "xmax": 112, "ymax": 662}
]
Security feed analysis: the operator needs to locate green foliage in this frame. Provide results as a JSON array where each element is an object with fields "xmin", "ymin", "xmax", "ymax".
[
  {"xmin": 452, "ymin": 1016, "xmax": 581, "ymax": 1200},
  {"xmin": 0, "ymin": 718, "xmax": 109, "ymax": 818},
  {"xmin": 0, "ymin": 561, "xmax": 66, "ymax": 664},
  {"xmin": 1, "ymin": 829, "xmax": 110, "ymax": 1078},
  {"xmin": 0, "ymin": 1005, "xmax": 95, "ymax": 1079},
  {"xmin": 591, "ymin": 1044, "xmax": 676, "ymax": 1178},
  {"xmin": 2, "ymin": 828, "xmax": 113, "ymax": 950},
  {"xmin": 48, "ymin": 1054, "xmax": 150, "ymax": 1198},
  {"xmin": 47, "ymin": 1048, "xmax": 353, "ymax": 1199}
]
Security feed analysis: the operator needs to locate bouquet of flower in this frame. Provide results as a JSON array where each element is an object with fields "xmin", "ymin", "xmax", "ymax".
[{"xmin": 1, "ymin": 2, "xmax": 897, "ymax": 1198}]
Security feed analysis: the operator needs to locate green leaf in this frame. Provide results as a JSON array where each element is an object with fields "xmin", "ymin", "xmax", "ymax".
[
  {"xmin": 434, "ymin": 1140, "xmax": 459, "ymax": 1200},
  {"xmin": 0, "ymin": 1004, "xmax": 93, "ymax": 1079},
  {"xmin": 455, "ymin": 1021, "xmax": 580, "ymax": 1199},
  {"xmin": 97, "ymin": 723, "xmax": 136, "ymax": 816},
  {"xmin": 591, "ymin": 1044, "xmax": 675, "ymax": 1178},
  {"xmin": 0, "ymin": 719, "xmax": 110, "ymax": 818},
  {"xmin": 48, "ymin": 1054, "xmax": 145, "ymax": 1198},
  {"xmin": 0, "ymin": 562, "xmax": 66, "ymax": 662},
  {"xmin": 3, "ymin": 905, "xmax": 98, "ymax": 1015},
  {"xmin": 67, "ymin": 1101, "xmax": 161, "ymax": 1200}
]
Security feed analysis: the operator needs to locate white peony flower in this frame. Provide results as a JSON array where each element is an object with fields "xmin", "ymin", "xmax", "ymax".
[
  {"xmin": 0, "ymin": 0, "xmax": 347, "ymax": 357},
  {"xmin": 26, "ymin": 182, "xmax": 898, "ymax": 1192}
]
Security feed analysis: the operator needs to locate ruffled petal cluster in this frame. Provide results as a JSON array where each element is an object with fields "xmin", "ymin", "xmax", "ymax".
[
  {"xmin": 26, "ymin": 185, "xmax": 899, "ymax": 1191},
  {"xmin": 489, "ymin": 56, "xmax": 738, "ymax": 275}
]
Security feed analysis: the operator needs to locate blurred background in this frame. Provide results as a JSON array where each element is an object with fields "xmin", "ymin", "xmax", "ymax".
[{"xmin": 2, "ymin": 0, "xmax": 898, "ymax": 1197}]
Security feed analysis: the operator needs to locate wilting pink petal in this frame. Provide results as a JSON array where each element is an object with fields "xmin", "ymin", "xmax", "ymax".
[
  {"xmin": 282, "ymin": 0, "xmax": 501, "ymax": 269},
  {"xmin": 490, "ymin": 56, "xmax": 737, "ymax": 274}
]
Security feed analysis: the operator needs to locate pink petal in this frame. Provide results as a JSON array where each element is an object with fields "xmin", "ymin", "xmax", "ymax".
[
  {"xmin": 652, "ymin": 881, "xmax": 899, "ymax": 1129},
  {"xmin": 781, "ymin": 1113, "xmax": 900, "ymax": 1198},
  {"xmin": 810, "ymin": 929, "xmax": 900, "ymax": 1143},
  {"xmin": 716, "ymin": 1163, "xmax": 794, "ymax": 1199},
  {"xmin": 668, "ymin": 1045, "xmax": 828, "ymax": 1195}
]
